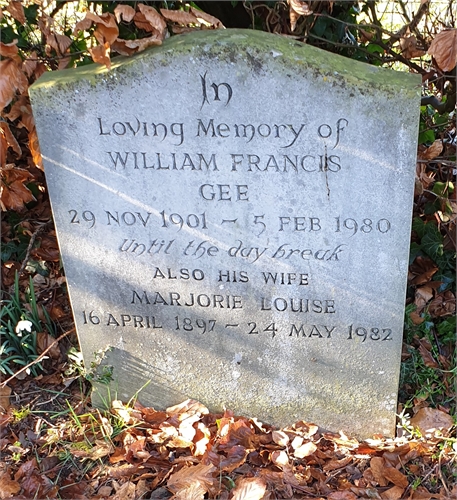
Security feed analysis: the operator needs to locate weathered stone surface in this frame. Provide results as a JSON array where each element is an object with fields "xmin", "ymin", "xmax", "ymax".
[{"xmin": 30, "ymin": 29, "xmax": 421, "ymax": 438}]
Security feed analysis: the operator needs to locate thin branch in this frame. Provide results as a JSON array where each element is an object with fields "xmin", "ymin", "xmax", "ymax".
[
  {"xmin": 0, "ymin": 328, "xmax": 75, "ymax": 388},
  {"xmin": 15, "ymin": 221, "xmax": 52, "ymax": 284}
]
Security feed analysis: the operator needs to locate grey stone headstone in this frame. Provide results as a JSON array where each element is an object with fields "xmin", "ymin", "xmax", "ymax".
[{"xmin": 30, "ymin": 29, "xmax": 420, "ymax": 438}]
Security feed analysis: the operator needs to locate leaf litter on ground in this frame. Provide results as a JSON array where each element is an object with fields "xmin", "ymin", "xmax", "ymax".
[{"xmin": 0, "ymin": 386, "xmax": 456, "ymax": 499}]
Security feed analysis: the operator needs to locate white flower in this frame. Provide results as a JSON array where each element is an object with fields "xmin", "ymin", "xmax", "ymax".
[{"xmin": 15, "ymin": 320, "xmax": 33, "ymax": 336}]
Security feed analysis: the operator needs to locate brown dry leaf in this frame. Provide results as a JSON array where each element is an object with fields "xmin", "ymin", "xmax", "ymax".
[
  {"xmin": 73, "ymin": 15, "xmax": 93, "ymax": 35},
  {"xmin": 0, "ymin": 40, "xmax": 21, "ymax": 64},
  {"xmin": 112, "ymin": 481, "xmax": 136, "ymax": 500},
  {"xmin": 5, "ymin": 94, "xmax": 30, "ymax": 125},
  {"xmin": 0, "ymin": 385, "xmax": 11, "ymax": 412},
  {"xmin": 219, "ymin": 444, "xmax": 248, "ymax": 472},
  {"xmin": 328, "ymin": 492, "xmax": 358, "ymax": 500},
  {"xmin": 36, "ymin": 332, "xmax": 60, "ymax": 360},
  {"xmin": 189, "ymin": 7, "xmax": 224, "ymax": 28},
  {"xmin": 400, "ymin": 35, "xmax": 426, "ymax": 59},
  {"xmin": 0, "ymin": 122, "xmax": 21, "ymax": 157},
  {"xmin": 369, "ymin": 456, "xmax": 388, "ymax": 486},
  {"xmin": 86, "ymin": 12, "xmax": 119, "ymax": 45},
  {"xmin": 382, "ymin": 466, "xmax": 408, "ymax": 488},
  {"xmin": 0, "ymin": 472, "xmax": 21, "ymax": 499},
  {"xmin": 160, "ymin": 8, "xmax": 199, "ymax": 26},
  {"xmin": 414, "ymin": 285, "xmax": 434, "ymax": 312},
  {"xmin": 114, "ymin": 4, "xmax": 136, "ymax": 24},
  {"xmin": 28, "ymin": 128, "xmax": 43, "ymax": 170},
  {"xmin": 428, "ymin": 29, "xmax": 457, "ymax": 72},
  {"xmin": 289, "ymin": 0, "xmax": 312, "ymax": 31},
  {"xmin": 359, "ymin": 28, "xmax": 374, "ymax": 42},
  {"xmin": 167, "ymin": 398, "xmax": 209, "ymax": 417},
  {"xmin": 14, "ymin": 458, "xmax": 37, "ymax": 481},
  {"xmin": 231, "ymin": 476, "xmax": 267, "ymax": 500},
  {"xmin": 6, "ymin": 0, "xmax": 25, "ymax": 24},
  {"xmin": 193, "ymin": 421, "xmax": 210, "ymax": 456},
  {"xmin": 133, "ymin": 12, "xmax": 155, "ymax": 33},
  {"xmin": 381, "ymin": 485, "xmax": 405, "ymax": 499},
  {"xmin": 31, "ymin": 234, "xmax": 60, "ymax": 262},
  {"xmin": 289, "ymin": 0, "xmax": 312, "ymax": 15},
  {"xmin": 0, "ymin": 59, "xmax": 28, "ymax": 111},
  {"xmin": 418, "ymin": 339, "xmax": 439, "ymax": 369},
  {"xmin": 422, "ymin": 140, "xmax": 443, "ymax": 160},
  {"xmin": 0, "ymin": 128, "xmax": 6, "ymax": 169},
  {"xmin": 272, "ymin": 430, "xmax": 289, "ymax": 446},
  {"xmin": 137, "ymin": 4, "xmax": 167, "ymax": 36},
  {"xmin": 46, "ymin": 33, "xmax": 72, "ymax": 55},
  {"xmin": 89, "ymin": 42, "xmax": 111, "ymax": 69},
  {"xmin": 410, "ymin": 407, "xmax": 454, "ymax": 436},
  {"xmin": 323, "ymin": 456, "xmax": 352, "ymax": 471},
  {"xmin": 0, "ymin": 166, "xmax": 35, "ymax": 211},
  {"xmin": 271, "ymin": 449, "xmax": 289, "ymax": 467},
  {"xmin": 167, "ymin": 463, "xmax": 215, "ymax": 495},
  {"xmin": 293, "ymin": 441, "xmax": 317, "ymax": 458},
  {"xmin": 428, "ymin": 290, "xmax": 456, "ymax": 317},
  {"xmin": 113, "ymin": 36, "xmax": 162, "ymax": 56}
]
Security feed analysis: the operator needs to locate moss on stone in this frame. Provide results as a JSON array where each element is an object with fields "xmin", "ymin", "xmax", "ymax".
[{"xmin": 30, "ymin": 29, "xmax": 421, "ymax": 101}]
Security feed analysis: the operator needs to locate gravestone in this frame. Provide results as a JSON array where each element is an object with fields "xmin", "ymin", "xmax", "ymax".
[{"xmin": 29, "ymin": 29, "xmax": 420, "ymax": 438}]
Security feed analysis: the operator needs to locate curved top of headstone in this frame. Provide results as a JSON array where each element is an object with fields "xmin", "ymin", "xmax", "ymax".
[{"xmin": 31, "ymin": 28, "xmax": 420, "ymax": 96}]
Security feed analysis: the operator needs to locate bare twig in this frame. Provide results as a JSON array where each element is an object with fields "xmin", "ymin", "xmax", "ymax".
[
  {"xmin": 0, "ymin": 328, "xmax": 75, "ymax": 388},
  {"xmin": 15, "ymin": 221, "xmax": 52, "ymax": 282}
]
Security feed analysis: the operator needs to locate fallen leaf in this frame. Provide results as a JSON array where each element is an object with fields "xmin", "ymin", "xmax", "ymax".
[
  {"xmin": 369, "ymin": 456, "xmax": 388, "ymax": 486},
  {"xmin": 381, "ymin": 485, "xmax": 405, "ymax": 499},
  {"xmin": 231, "ymin": 476, "xmax": 267, "ymax": 500},
  {"xmin": 14, "ymin": 458, "xmax": 37, "ymax": 481},
  {"xmin": 414, "ymin": 286, "xmax": 434, "ymax": 312},
  {"xmin": 0, "ymin": 472, "xmax": 21, "ymax": 499},
  {"xmin": 218, "ymin": 444, "xmax": 248, "ymax": 472},
  {"xmin": 328, "ymin": 492, "xmax": 358, "ymax": 500},
  {"xmin": 272, "ymin": 430, "xmax": 290, "ymax": 446},
  {"xmin": 167, "ymin": 463, "xmax": 215, "ymax": 495},
  {"xmin": 410, "ymin": 407, "xmax": 454, "ymax": 436},
  {"xmin": 418, "ymin": 339, "xmax": 439, "ymax": 368},
  {"xmin": 383, "ymin": 466, "xmax": 408, "ymax": 488},
  {"xmin": 428, "ymin": 29, "xmax": 457, "ymax": 72},
  {"xmin": 193, "ymin": 421, "xmax": 210, "ymax": 456},
  {"xmin": 36, "ymin": 332, "xmax": 60, "ymax": 359},
  {"xmin": 271, "ymin": 449, "xmax": 289, "ymax": 467},
  {"xmin": 113, "ymin": 481, "xmax": 136, "ymax": 500},
  {"xmin": 293, "ymin": 441, "xmax": 317, "ymax": 458},
  {"xmin": 428, "ymin": 291, "xmax": 456, "ymax": 317},
  {"xmin": 114, "ymin": 4, "xmax": 136, "ymax": 24}
]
